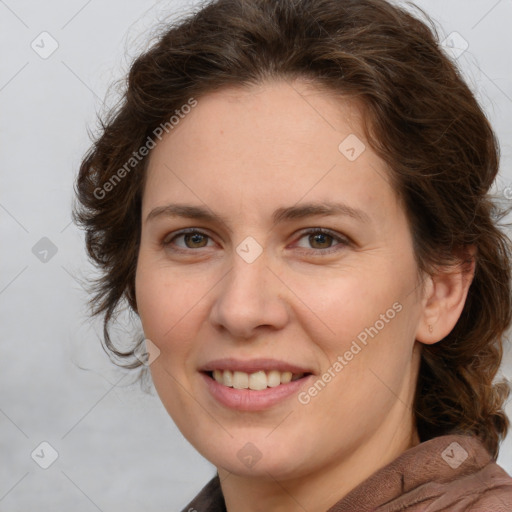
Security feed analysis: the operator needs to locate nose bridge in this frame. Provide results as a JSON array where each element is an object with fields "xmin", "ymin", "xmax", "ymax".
[
  {"xmin": 229, "ymin": 252, "xmax": 267, "ymax": 300},
  {"xmin": 210, "ymin": 244, "xmax": 288, "ymax": 337}
]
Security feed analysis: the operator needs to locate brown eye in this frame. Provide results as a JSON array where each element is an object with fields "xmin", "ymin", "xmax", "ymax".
[
  {"xmin": 294, "ymin": 228, "xmax": 349, "ymax": 254},
  {"xmin": 183, "ymin": 232, "xmax": 209, "ymax": 248},
  {"xmin": 163, "ymin": 229, "xmax": 213, "ymax": 250},
  {"xmin": 308, "ymin": 232, "xmax": 334, "ymax": 249}
]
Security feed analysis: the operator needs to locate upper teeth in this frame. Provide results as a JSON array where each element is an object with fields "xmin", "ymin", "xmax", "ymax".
[{"xmin": 212, "ymin": 370, "xmax": 304, "ymax": 390}]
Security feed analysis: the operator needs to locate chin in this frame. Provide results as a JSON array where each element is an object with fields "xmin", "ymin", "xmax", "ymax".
[{"xmin": 189, "ymin": 426, "xmax": 317, "ymax": 480}]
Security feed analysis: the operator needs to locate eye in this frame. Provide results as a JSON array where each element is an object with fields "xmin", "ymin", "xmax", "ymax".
[
  {"xmin": 162, "ymin": 229, "xmax": 214, "ymax": 250},
  {"xmin": 161, "ymin": 227, "xmax": 349, "ymax": 255},
  {"xmin": 293, "ymin": 228, "xmax": 349, "ymax": 254}
]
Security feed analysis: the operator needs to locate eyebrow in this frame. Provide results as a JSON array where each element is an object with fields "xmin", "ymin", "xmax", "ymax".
[{"xmin": 145, "ymin": 201, "xmax": 371, "ymax": 228}]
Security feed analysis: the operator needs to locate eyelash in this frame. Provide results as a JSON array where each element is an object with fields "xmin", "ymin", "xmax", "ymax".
[{"xmin": 162, "ymin": 227, "xmax": 350, "ymax": 255}]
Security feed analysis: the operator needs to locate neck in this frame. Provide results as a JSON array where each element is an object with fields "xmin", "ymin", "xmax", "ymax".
[{"xmin": 219, "ymin": 408, "xmax": 420, "ymax": 512}]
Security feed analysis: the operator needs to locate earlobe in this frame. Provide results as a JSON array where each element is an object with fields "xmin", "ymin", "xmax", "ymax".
[{"xmin": 416, "ymin": 247, "xmax": 476, "ymax": 345}]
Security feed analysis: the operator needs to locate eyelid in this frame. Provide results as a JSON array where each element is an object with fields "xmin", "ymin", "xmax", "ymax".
[
  {"xmin": 290, "ymin": 227, "xmax": 350, "ymax": 253},
  {"xmin": 162, "ymin": 228, "xmax": 216, "ymax": 249},
  {"xmin": 162, "ymin": 226, "xmax": 350, "ymax": 255}
]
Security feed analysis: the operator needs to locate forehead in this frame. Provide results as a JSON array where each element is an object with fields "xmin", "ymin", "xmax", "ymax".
[
  {"xmin": 151, "ymin": 79, "xmax": 366, "ymax": 155},
  {"xmin": 143, "ymin": 79, "xmax": 397, "ymax": 224}
]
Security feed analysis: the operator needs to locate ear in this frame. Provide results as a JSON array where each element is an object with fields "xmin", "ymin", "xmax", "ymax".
[{"xmin": 416, "ymin": 246, "xmax": 476, "ymax": 344}]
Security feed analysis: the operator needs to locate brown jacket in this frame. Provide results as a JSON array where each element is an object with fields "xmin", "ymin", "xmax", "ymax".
[{"xmin": 180, "ymin": 434, "xmax": 512, "ymax": 511}]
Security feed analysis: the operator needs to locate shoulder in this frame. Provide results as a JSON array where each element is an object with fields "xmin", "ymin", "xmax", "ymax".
[
  {"xmin": 330, "ymin": 434, "xmax": 512, "ymax": 511},
  {"xmin": 443, "ymin": 460, "xmax": 512, "ymax": 511}
]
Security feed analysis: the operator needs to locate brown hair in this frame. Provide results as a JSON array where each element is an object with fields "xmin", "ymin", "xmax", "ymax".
[{"xmin": 73, "ymin": 0, "xmax": 512, "ymax": 458}]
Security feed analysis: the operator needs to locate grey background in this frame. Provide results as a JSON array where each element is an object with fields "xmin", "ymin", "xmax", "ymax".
[{"xmin": 1, "ymin": 0, "xmax": 512, "ymax": 510}]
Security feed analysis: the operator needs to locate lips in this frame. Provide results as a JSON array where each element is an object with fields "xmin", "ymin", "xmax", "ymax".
[
  {"xmin": 199, "ymin": 358, "xmax": 313, "ymax": 406},
  {"xmin": 200, "ymin": 358, "xmax": 312, "ymax": 374}
]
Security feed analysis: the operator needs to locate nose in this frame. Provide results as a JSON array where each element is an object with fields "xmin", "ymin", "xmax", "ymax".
[{"xmin": 208, "ymin": 247, "xmax": 290, "ymax": 340}]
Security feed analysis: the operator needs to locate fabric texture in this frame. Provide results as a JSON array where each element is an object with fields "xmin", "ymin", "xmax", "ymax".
[{"xmin": 180, "ymin": 434, "xmax": 512, "ymax": 512}]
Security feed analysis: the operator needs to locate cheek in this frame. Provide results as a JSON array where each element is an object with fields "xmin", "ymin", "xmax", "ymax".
[
  {"xmin": 297, "ymin": 263, "xmax": 418, "ymax": 386},
  {"xmin": 135, "ymin": 263, "xmax": 199, "ymax": 410},
  {"xmin": 135, "ymin": 259, "xmax": 184, "ymax": 364},
  {"xmin": 136, "ymin": 254, "xmax": 190, "ymax": 335},
  {"xmin": 289, "ymin": 267, "xmax": 398, "ymax": 343},
  {"xmin": 135, "ymin": 257, "xmax": 210, "ymax": 375},
  {"xmin": 135, "ymin": 267, "xmax": 166, "ymax": 337}
]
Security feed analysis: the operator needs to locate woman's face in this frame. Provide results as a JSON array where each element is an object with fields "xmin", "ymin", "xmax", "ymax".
[{"xmin": 135, "ymin": 79, "xmax": 427, "ymax": 480}]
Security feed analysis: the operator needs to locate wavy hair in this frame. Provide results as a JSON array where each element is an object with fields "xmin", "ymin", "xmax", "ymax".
[{"xmin": 73, "ymin": 0, "xmax": 512, "ymax": 458}]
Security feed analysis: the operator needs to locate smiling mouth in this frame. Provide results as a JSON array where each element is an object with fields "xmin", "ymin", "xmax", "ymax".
[{"xmin": 204, "ymin": 369, "xmax": 311, "ymax": 390}]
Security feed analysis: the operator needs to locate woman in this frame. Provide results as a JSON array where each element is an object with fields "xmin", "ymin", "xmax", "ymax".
[{"xmin": 74, "ymin": 0, "xmax": 512, "ymax": 510}]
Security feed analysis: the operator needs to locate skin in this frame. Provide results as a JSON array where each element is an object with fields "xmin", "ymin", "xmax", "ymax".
[{"xmin": 135, "ymin": 79, "xmax": 474, "ymax": 512}]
